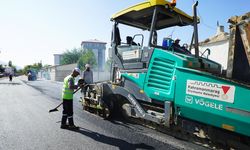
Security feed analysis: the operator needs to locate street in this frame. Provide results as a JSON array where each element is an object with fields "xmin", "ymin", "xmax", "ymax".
[{"xmin": 0, "ymin": 77, "xmax": 208, "ymax": 150}]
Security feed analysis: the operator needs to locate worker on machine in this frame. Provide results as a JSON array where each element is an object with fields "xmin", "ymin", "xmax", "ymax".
[
  {"xmin": 126, "ymin": 36, "xmax": 137, "ymax": 46},
  {"xmin": 82, "ymin": 64, "xmax": 93, "ymax": 97},
  {"xmin": 173, "ymin": 38, "xmax": 191, "ymax": 55},
  {"xmin": 61, "ymin": 68, "xmax": 82, "ymax": 130},
  {"xmin": 173, "ymin": 38, "xmax": 181, "ymax": 48}
]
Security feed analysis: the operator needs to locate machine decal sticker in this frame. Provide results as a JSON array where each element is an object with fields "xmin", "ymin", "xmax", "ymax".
[
  {"xmin": 127, "ymin": 73, "xmax": 139, "ymax": 78},
  {"xmin": 186, "ymin": 80, "xmax": 235, "ymax": 103},
  {"xmin": 185, "ymin": 96, "xmax": 223, "ymax": 110}
]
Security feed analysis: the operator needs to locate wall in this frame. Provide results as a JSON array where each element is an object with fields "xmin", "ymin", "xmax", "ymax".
[
  {"xmin": 192, "ymin": 40, "xmax": 229, "ymax": 70},
  {"xmin": 39, "ymin": 63, "xmax": 110, "ymax": 82},
  {"xmin": 39, "ymin": 63, "xmax": 77, "ymax": 82},
  {"xmin": 55, "ymin": 63, "xmax": 77, "ymax": 81},
  {"xmin": 92, "ymin": 71, "xmax": 110, "ymax": 82}
]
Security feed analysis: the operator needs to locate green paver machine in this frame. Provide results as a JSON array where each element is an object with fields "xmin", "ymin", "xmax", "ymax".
[{"xmin": 80, "ymin": 0, "xmax": 250, "ymax": 148}]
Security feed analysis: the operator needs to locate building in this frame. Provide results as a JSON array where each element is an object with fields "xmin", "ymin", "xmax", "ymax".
[
  {"xmin": 54, "ymin": 54, "xmax": 63, "ymax": 66},
  {"xmin": 108, "ymin": 48, "xmax": 112, "ymax": 59},
  {"xmin": 39, "ymin": 63, "xmax": 110, "ymax": 82},
  {"xmin": 197, "ymin": 25, "xmax": 229, "ymax": 70},
  {"xmin": 81, "ymin": 39, "xmax": 107, "ymax": 71},
  {"xmin": 40, "ymin": 63, "xmax": 77, "ymax": 82}
]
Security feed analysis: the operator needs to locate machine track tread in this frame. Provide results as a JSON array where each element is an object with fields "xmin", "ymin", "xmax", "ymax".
[{"xmin": 124, "ymin": 116, "xmax": 250, "ymax": 150}]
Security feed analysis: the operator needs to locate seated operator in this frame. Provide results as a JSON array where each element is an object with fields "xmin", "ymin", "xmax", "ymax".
[
  {"xmin": 126, "ymin": 36, "xmax": 137, "ymax": 46},
  {"xmin": 173, "ymin": 38, "xmax": 181, "ymax": 48},
  {"xmin": 173, "ymin": 38, "xmax": 191, "ymax": 55}
]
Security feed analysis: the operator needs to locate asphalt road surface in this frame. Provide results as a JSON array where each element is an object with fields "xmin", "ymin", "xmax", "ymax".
[{"xmin": 0, "ymin": 77, "xmax": 208, "ymax": 150}]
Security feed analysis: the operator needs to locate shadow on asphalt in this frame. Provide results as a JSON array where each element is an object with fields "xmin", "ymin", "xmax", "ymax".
[
  {"xmin": 106, "ymin": 111, "xmax": 143, "ymax": 132},
  {"xmin": 108, "ymin": 118, "xmax": 143, "ymax": 132},
  {"xmin": 0, "ymin": 82, "xmax": 22, "ymax": 85},
  {"xmin": 109, "ymin": 119, "xmax": 134, "ymax": 130},
  {"xmin": 65, "ymin": 127, "xmax": 155, "ymax": 150}
]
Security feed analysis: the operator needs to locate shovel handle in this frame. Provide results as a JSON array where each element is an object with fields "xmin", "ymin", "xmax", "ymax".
[
  {"xmin": 55, "ymin": 102, "xmax": 63, "ymax": 109},
  {"xmin": 56, "ymin": 87, "xmax": 81, "ymax": 107},
  {"xmin": 73, "ymin": 84, "xmax": 89, "ymax": 94},
  {"xmin": 49, "ymin": 86, "xmax": 85, "ymax": 113},
  {"xmin": 73, "ymin": 87, "xmax": 82, "ymax": 94}
]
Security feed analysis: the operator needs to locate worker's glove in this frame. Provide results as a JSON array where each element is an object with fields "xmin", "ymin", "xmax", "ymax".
[
  {"xmin": 79, "ymin": 83, "xmax": 85, "ymax": 88},
  {"xmin": 77, "ymin": 79, "xmax": 85, "ymax": 86}
]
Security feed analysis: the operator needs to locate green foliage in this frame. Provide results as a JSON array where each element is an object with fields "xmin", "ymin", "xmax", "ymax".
[
  {"xmin": 77, "ymin": 49, "xmax": 97, "ymax": 70},
  {"xmin": 8, "ymin": 60, "xmax": 12, "ymax": 67},
  {"xmin": 43, "ymin": 64, "xmax": 52, "ymax": 68},
  {"xmin": 105, "ymin": 58, "xmax": 112, "ymax": 71},
  {"xmin": 22, "ymin": 62, "xmax": 43, "ymax": 74},
  {"xmin": 11, "ymin": 65, "xmax": 17, "ymax": 74},
  {"xmin": 0, "ymin": 64, "xmax": 4, "ymax": 73},
  {"xmin": 60, "ymin": 48, "xmax": 84, "ymax": 65},
  {"xmin": 60, "ymin": 47, "xmax": 97, "ymax": 70},
  {"xmin": 15, "ymin": 69, "xmax": 23, "ymax": 75}
]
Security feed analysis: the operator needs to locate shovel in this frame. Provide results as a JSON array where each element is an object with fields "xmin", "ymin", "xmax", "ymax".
[{"xmin": 49, "ymin": 86, "xmax": 83, "ymax": 113}]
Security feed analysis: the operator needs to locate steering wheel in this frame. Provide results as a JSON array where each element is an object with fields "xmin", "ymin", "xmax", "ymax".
[{"xmin": 182, "ymin": 43, "xmax": 188, "ymax": 49}]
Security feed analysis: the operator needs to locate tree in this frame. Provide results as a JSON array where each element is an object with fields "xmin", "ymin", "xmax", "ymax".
[
  {"xmin": 11, "ymin": 65, "xmax": 17, "ymax": 74},
  {"xmin": 60, "ymin": 48, "xmax": 84, "ymax": 65},
  {"xmin": 22, "ymin": 65, "xmax": 31, "ymax": 74},
  {"xmin": 15, "ymin": 69, "xmax": 23, "ymax": 76},
  {"xmin": 8, "ymin": 60, "xmax": 12, "ymax": 67},
  {"xmin": 43, "ymin": 64, "xmax": 52, "ymax": 68},
  {"xmin": 22, "ymin": 62, "xmax": 43, "ymax": 74},
  {"xmin": 77, "ymin": 49, "xmax": 97, "ymax": 70},
  {"xmin": 105, "ymin": 58, "xmax": 112, "ymax": 71},
  {"xmin": 0, "ymin": 64, "xmax": 4, "ymax": 73}
]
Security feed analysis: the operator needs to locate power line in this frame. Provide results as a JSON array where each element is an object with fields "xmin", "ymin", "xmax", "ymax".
[{"xmin": 197, "ymin": 9, "xmax": 216, "ymax": 31}]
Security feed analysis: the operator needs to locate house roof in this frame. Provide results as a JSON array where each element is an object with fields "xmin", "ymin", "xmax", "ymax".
[
  {"xmin": 81, "ymin": 39, "xmax": 107, "ymax": 45},
  {"xmin": 199, "ymin": 31, "xmax": 229, "ymax": 46}
]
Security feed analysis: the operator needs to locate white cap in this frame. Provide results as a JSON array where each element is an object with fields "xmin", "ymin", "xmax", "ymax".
[
  {"xmin": 73, "ymin": 68, "xmax": 81, "ymax": 74},
  {"xmin": 175, "ymin": 38, "xmax": 180, "ymax": 41},
  {"xmin": 85, "ymin": 64, "xmax": 90, "ymax": 68}
]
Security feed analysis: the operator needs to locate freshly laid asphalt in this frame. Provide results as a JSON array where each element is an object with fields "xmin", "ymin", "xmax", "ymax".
[{"xmin": 0, "ymin": 76, "xmax": 208, "ymax": 150}]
